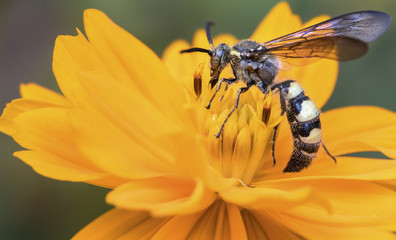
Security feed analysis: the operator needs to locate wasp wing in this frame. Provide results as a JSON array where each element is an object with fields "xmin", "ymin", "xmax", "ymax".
[
  {"xmin": 267, "ymin": 37, "xmax": 368, "ymax": 62},
  {"xmin": 249, "ymin": 11, "xmax": 391, "ymax": 63}
]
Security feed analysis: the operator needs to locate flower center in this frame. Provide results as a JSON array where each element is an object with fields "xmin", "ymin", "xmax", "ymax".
[{"xmin": 194, "ymin": 75, "xmax": 283, "ymax": 184}]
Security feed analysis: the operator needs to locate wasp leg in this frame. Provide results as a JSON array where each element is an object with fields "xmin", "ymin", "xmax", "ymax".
[
  {"xmin": 215, "ymin": 85, "xmax": 251, "ymax": 138},
  {"xmin": 218, "ymin": 84, "xmax": 229, "ymax": 102},
  {"xmin": 206, "ymin": 78, "xmax": 236, "ymax": 109},
  {"xmin": 271, "ymin": 124, "xmax": 280, "ymax": 166},
  {"xmin": 322, "ymin": 143, "xmax": 337, "ymax": 163},
  {"xmin": 270, "ymin": 82, "xmax": 288, "ymax": 166}
]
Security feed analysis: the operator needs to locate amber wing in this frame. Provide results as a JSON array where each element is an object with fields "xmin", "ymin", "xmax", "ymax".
[{"xmin": 251, "ymin": 11, "xmax": 391, "ymax": 62}]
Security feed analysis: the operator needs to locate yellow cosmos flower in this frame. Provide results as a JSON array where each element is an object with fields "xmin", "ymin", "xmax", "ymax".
[{"xmin": 1, "ymin": 2, "xmax": 396, "ymax": 239}]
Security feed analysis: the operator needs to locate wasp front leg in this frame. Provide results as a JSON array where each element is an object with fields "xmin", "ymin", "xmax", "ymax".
[{"xmin": 206, "ymin": 77, "xmax": 237, "ymax": 109}]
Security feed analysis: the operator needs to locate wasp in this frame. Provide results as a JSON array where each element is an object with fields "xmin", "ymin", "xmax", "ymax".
[{"xmin": 181, "ymin": 11, "xmax": 391, "ymax": 173}]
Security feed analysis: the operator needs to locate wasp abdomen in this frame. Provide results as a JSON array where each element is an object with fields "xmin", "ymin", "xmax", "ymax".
[{"xmin": 276, "ymin": 80, "xmax": 322, "ymax": 173}]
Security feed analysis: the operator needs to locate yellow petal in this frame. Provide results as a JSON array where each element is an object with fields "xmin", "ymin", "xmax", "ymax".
[
  {"xmin": 14, "ymin": 150, "xmax": 106, "ymax": 182},
  {"xmin": 53, "ymin": 30, "xmax": 100, "ymax": 106},
  {"xmin": 248, "ymin": 210, "xmax": 300, "ymax": 239},
  {"xmin": 220, "ymin": 184, "xmax": 312, "ymax": 211},
  {"xmin": 155, "ymin": 201, "xmax": 248, "ymax": 240},
  {"xmin": 82, "ymin": 9, "xmax": 184, "ymax": 119},
  {"xmin": 271, "ymin": 210, "xmax": 396, "ymax": 240},
  {"xmin": 0, "ymin": 84, "xmax": 70, "ymax": 135},
  {"xmin": 186, "ymin": 201, "xmax": 231, "ymax": 240},
  {"xmin": 226, "ymin": 204, "xmax": 248, "ymax": 240},
  {"xmin": 241, "ymin": 209, "xmax": 272, "ymax": 239},
  {"xmin": 295, "ymin": 156, "xmax": 396, "ymax": 180},
  {"xmin": 72, "ymin": 208, "xmax": 168, "ymax": 240},
  {"xmin": 19, "ymin": 83, "xmax": 70, "ymax": 106},
  {"xmin": 291, "ymin": 57, "xmax": 338, "ymax": 109},
  {"xmin": 192, "ymin": 29, "xmax": 211, "ymax": 49},
  {"xmin": 231, "ymin": 126, "xmax": 252, "ymax": 179},
  {"xmin": 322, "ymin": 106, "xmax": 396, "ymax": 158},
  {"xmin": 106, "ymin": 177, "xmax": 215, "ymax": 217},
  {"xmin": 213, "ymin": 34, "xmax": 238, "ymax": 46},
  {"xmin": 12, "ymin": 107, "xmax": 102, "ymax": 172},
  {"xmin": 268, "ymin": 179, "xmax": 396, "ymax": 227},
  {"xmin": 151, "ymin": 211, "xmax": 207, "ymax": 240},
  {"xmin": 0, "ymin": 99, "xmax": 54, "ymax": 135},
  {"xmin": 88, "ymin": 175, "xmax": 129, "ymax": 189},
  {"xmin": 53, "ymin": 9, "xmax": 185, "ymax": 124},
  {"xmin": 70, "ymin": 108, "xmax": 174, "ymax": 179},
  {"xmin": 76, "ymin": 71, "xmax": 181, "ymax": 144},
  {"xmin": 172, "ymin": 132, "xmax": 238, "ymax": 192},
  {"xmin": 251, "ymin": 2, "xmax": 301, "ymax": 42},
  {"xmin": 162, "ymin": 39, "xmax": 195, "ymax": 84}
]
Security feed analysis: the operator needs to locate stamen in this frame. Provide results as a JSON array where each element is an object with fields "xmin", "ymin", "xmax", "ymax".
[
  {"xmin": 262, "ymin": 106, "xmax": 271, "ymax": 125},
  {"xmin": 238, "ymin": 179, "xmax": 256, "ymax": 188},
  {"xmin": 193, "ymin": 63, "xmax": 204, "ymax": 98},
  {"xmin": 261, "ymin": 93, "xmax": 273, "ymax": 126}
]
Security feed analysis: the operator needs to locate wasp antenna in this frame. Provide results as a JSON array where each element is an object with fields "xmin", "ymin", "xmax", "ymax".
[
  {"xmin": 179, "ymin": 21, "xmax": 215, "ymax": 56},
  {"xmin": 206, "ymin": 21, "xmax": 215, "ymax": 48},
  {"xmin": 180, "ymin": 47, "xmax": 211, "ymax": 55}
]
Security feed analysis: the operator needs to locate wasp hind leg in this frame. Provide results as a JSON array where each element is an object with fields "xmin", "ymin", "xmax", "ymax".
[
  {"xmin": 322, "ymin": 143, "xmax": 337, "ymax": 163},
  {"xmin": 271, "ymin": 85, "xmax": 287, "ymax": 167},
  {"xmin": 271, "ymin": 124, "xmax": 280, "ymax": 166},
  {"xmin": 215, "ymin": 85, "xmax": 251, "ymax": 138}
]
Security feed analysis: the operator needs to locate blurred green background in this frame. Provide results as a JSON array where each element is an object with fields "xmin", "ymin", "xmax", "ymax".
[{"xmin": 0, "ymin": 0, "xmax": 395, "ymax": 239}]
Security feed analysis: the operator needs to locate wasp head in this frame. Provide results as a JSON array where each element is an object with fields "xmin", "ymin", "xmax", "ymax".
[
  {"xmin": 209, "ymin": 43, "xmax": 231, "ymax": 76},
  {"xmin": 180, "ymin": 22, "xmax": 231, "ymax": 88}
]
